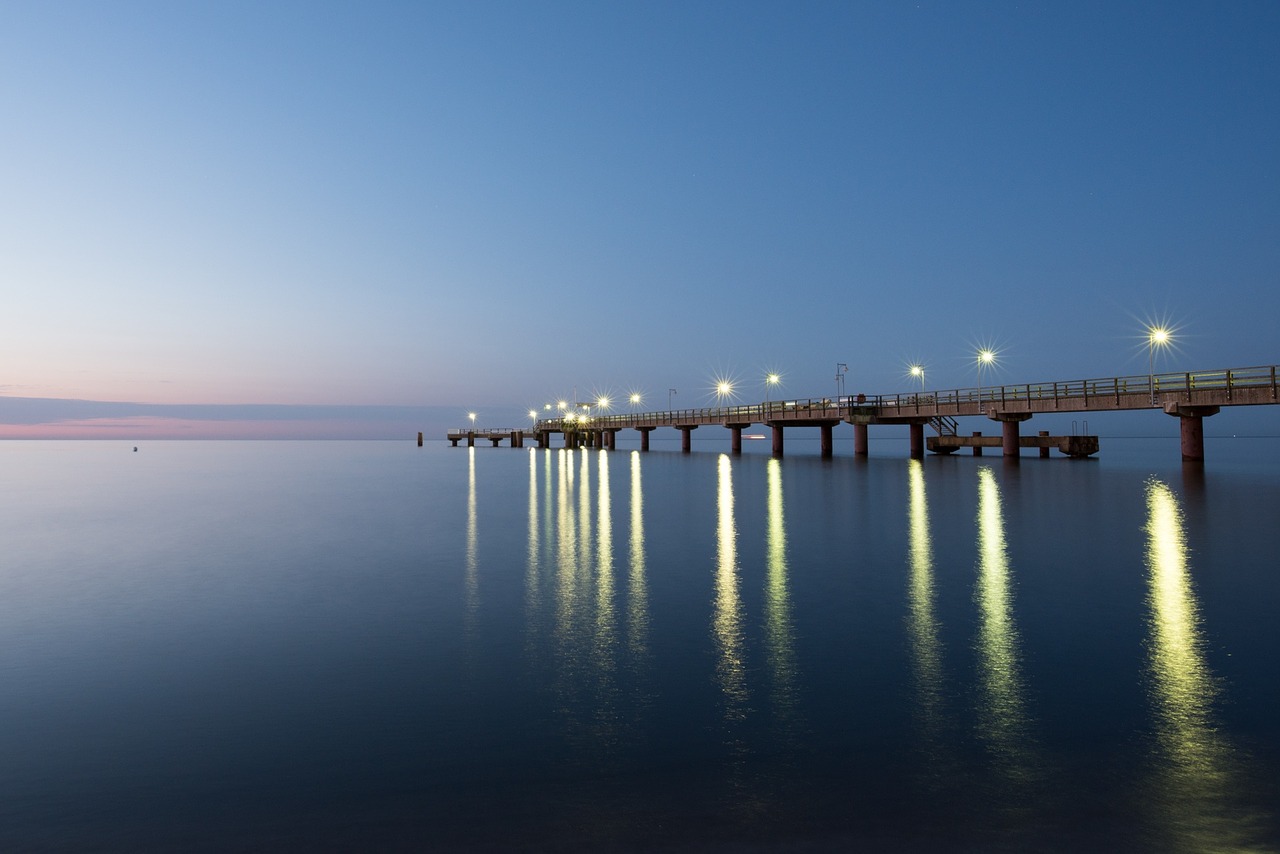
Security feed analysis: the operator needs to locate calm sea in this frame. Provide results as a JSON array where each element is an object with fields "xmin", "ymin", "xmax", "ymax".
[{"xmin": 1, "ymin": 437, "xmax": 1277, "ymax": 852}]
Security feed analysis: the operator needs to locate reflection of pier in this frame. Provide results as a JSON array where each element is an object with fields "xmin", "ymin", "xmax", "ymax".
[{"xmin": 446, "ymin": 364, "xmax": 1278, "ymax": 461}]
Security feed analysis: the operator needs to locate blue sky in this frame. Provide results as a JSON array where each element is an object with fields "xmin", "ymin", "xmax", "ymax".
[{"xmin": 2, "ymin": 1, "xmax": 1277, "ymax": 438}]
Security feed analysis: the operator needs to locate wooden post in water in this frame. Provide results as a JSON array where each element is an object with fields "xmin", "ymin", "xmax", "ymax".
[
  {"xmin": 1039, "ymin": 430, "xmax": 1050, "ymax": 458},
  {"xmin": 418, "ymin": 432, "xmax": 423, "ymax": 447}
]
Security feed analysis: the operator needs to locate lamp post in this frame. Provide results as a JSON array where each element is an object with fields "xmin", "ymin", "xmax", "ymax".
[
  {"xmin": 1148, "ymin": 326, "xmax": 1170, "ymax": 406},
  {"xmin": 668, "ymin": 388, "xmax": 677, "ymax": 411},
  {"xmin": 468, "ymin": 412, "xmax": 477, "ymax": 429},
  {"xmin": 765, "ymin": 372, "xmax": 780, "ymax": 402},
  {"xmin": 629, "ymin": 392, "xmax": 641, "ymax": 412},
  {"xmin": 835, "ymin": 363, "xmax": 848, "ymax": 400},
  {"xmin": 976, "ymin": 349, "xmax": 996, "ymax": 412},
  {"xmin": 910, "ymin": 364, "xmax": 925, "ymax": 401},
  {"xmin": 716, "ymin": 381, "xmax": 733, "ymax": 408}
]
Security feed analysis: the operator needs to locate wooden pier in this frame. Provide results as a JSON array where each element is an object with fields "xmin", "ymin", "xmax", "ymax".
[{"xmin": 444, "ymin": 364, "xmax": 1277, "ymax": 462}]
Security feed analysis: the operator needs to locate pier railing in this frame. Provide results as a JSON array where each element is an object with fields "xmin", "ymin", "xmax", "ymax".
[{"xmin": 533, "ymin": 365, "xmax": 1278, "ymax": 431}]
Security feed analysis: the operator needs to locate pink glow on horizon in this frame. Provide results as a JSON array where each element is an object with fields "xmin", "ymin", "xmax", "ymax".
[{"xmin": 0, "ymin": 417, "xmax": 413, "ymax": 440}]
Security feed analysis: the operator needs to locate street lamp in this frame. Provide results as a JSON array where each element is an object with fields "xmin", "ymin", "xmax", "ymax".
[
  {"xmin": 715, "ymin": 381, "xmax": 734, "ymax": 405},
  {"xmin": 1147, "ymin": 326, "xmax": 1171, "ymax": 405},
  {"xmin": 668, "ymin": 388, "xmax": 677, "ymax": 410},
  {"xmin": 835, "ymin": 362, "xmax": 848, "ymax": 400},
  {"xmin": 765, "ymin": 372, "xmax": 781, "ymax": 402},
  {"xmin": 468, "ymin": 412, "xmax": 477, "ymax": 428},
  {"xmin": 909, "ymin": 364, "xmax": 925, "ymax": 399},
  {"xmin": 976, "ymin": 349, "xmax": 996, "ymax": 412}
]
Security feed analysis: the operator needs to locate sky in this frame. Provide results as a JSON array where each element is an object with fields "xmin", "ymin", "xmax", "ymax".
[{"xmin": 2, "ymin": 1, "xmax": 1278, "ymax": 439}]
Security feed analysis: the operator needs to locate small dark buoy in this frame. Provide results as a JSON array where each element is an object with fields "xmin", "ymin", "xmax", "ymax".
[{"xmin": 133, "ymin": 447, "xmax": 138, "ymax": 452}]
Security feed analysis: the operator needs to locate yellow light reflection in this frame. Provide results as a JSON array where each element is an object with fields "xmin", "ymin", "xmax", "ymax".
[
  {"xmin": 526, "ymin": 448, "xmax": 540, "ymax": 624},
  {"xmin": 628, "ymin": 451, "xmax": 649, "ymax": 658},
  {"xmin": 765, "ymin": 458, "xmax": 797, "ymax": 719},
  {"xmin": 1144, "ymin": 479, "xmax": 1264, "ymax": 851},
  {"xmin": 465, "ymin": 446, "xmax": 479, "ymax": 632},
  {"xmin": 975, "ymin": 467, "xmax": 1033, "ymax": 776},
  {"xmin": 714, "ymin": 454, "xmax": 747, "ymax": 716},
  {"xmin": 907, "ymin": 460, "xmax": 944, "ymax": 736},
  {"xmin": 595, "ymin": 450, "xmax": 617, "ymax": 671}
]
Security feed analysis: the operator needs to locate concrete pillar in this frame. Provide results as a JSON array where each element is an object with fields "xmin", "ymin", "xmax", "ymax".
[
  {"xmin": 1164, "ymin": 404, "xmax": 1217, "ymax": 463},
  {"xmin": 467, "ymin": 431, "xmax": 475, "ymax": 448},
  {"xmin": 1002, "ymin": 420, "xmax": 1020, "ymax": 458},
  {"xmin": 637, "ymin": 427, "xmax": 652, "ymax": 452},
  {"xmin": 418, "ymin": 432, "xmax": 423, "ymax": 447},
  {"xmin": 909, "ymin": 422, "xmax": 924, "ymax": 459},
  {"xmin": 854, "ymin": 423, "xmax": 868, "ymax": 456},
  {"xmin": 820, "ymin": 423, "xmax": 833, "ymax": 458},
  {"xmin": 772, "ymin": 424, "xmax": 784, "ymax": 456},
  {"xmin": 1039, "ymin": 430, "xmax": 1050, "ymax": 458},
  {"xmin": 679, "ymin": 426, "xmax": 696, "ymax": 453},
  {"xmin": 730, "ymin": 426, "xmax": 742, "ymax": 455},
  {"xmin": 606, "ymin": 430, "xmax": 617, "ymax": 450},
  {"xmin": 490, "ymin": 437, "xmax": 500, "ymax": 447},
  {"xmin": 1180, "ymin": 414, "xmax": 1206, "ymax": 462},
  {"xmin": 564, "ymin": 431, "xmax": 573, "ymax": 449},
  {"xmin": 972, "ymin": 432, "xmax": 982, "ymax": 456}
]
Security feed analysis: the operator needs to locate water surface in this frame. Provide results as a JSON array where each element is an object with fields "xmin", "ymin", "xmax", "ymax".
[{"xmin": 0, "ymin": 439, "xmax": 1276, "ymax": 851}]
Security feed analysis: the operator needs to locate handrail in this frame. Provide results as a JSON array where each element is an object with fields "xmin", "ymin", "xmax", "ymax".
[{"xmin": 528, "ymin": 365, "xmax": 1278, "ymax": 431}]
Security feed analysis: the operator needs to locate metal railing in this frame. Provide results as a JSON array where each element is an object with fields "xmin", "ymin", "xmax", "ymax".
[{"xmin": 530, "ymin": 365, "xmax": 1278, "ymax": 432}]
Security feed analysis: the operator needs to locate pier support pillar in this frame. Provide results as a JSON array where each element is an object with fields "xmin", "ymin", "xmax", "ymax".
[
  {"xmin": 678, "ymin": 426, "xmax": 697, "ymax": 453},
  {"xmin": 854, "ymin": 423, "xmax": 868, "ymax": 456},
  {"xmin": 1165, "ymin": 404, "xmax": 1220, "ymax": 462},
  {"xmin": 418, "ymin": 432, "xmax": 423, "ymax": 447},
  {"xmin": 636, "ymin": 427, "xmax": 653, "ymax": 452},
  {"xmin": 771, "ymin": 424, "xmax": 784, "ymax": 456},
  {"xmin": 909, "ymin": 422, "xmax": 924, "ymax": 459},
  {"xmin": 563, "ymin": 431, "xmax": 574, "ymax": 449},
  {"xmin": 605, "ymin": 430, "xmax": 618, "ymax": 451},
  {"xmin": 989, "ymin": 411, "xmax": 1033, "ymax": 458},
  {"xmin": 972, "ymin": 432, "xmax": 983, "ymax": 455},
  {"xmin": 820, "ymin": 423, "xmax": 833, "ymax": 457},
  {"xmin": 1039, "ymin": 430, "xmax": 1050, "ymax": 458},
  {"xmin": 467, "ymin": 431, "xmax": 475, "ymax": 448},
  {"xmin": 727, "ymin": 424, "xmax": 748, "ymax": 455},
  {"xmin": 1003, "ymin": 421, "xmax": 1018, "ymax": 457}
]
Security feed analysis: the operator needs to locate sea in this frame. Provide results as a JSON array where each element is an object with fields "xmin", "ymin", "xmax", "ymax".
[{"xmin": 1, "ymin": 436, "xmax": 1277, "ymax": 852}]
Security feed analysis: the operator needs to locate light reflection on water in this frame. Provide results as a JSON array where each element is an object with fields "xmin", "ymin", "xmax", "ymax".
[
  {"xmin": 714, "ymin": 454, "xmax": 748, "ymax": 722},
  {"xmin": 974, "ymin": 466, "xmax": 1036, "ymax": 776},
  {"xmin": 1144, "ymin": 478, "xmax": 1268, "ymax": 852},
  {"xmin": 0, "ymin": 440, "xmax": 1277, "ymax": 851}
]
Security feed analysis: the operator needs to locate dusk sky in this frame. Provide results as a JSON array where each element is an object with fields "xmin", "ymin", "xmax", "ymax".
[{"xmin": 3, "ymin": 1, "xmax": 1277, "ymax": 438}]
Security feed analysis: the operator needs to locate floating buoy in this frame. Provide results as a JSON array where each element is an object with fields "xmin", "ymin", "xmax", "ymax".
[{"xmin": 133, "ymin": 447, "xmax": 138, "ymax": 452}]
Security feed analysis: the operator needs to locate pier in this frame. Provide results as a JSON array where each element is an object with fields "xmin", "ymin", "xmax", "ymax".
[{"xmin": 447, "ymin": 364, "xmax": 1278, "ymax": 462}]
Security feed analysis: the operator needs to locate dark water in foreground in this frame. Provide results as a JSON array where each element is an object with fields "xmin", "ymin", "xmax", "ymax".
[{"xmin": 1, "ymin": 438, "xmax": 1277, "ymax": 852}]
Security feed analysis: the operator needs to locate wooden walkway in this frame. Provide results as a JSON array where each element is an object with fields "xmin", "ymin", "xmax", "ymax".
[{"xmin": 448, "ymin": 364, "xmax": 1277, "ymax": 462}]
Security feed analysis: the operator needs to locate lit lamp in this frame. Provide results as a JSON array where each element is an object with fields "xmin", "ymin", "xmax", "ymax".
[
  {"xmin": 1148, "ymin": 326, "xmax": 1171, "ymax": 406},
  {"xmin": 765, "ymin": 372, "xmax": 781, "ymax": 402},
  {"xmin": 976, "ymin": 349, "xmax": 996, "ymax": 412}
]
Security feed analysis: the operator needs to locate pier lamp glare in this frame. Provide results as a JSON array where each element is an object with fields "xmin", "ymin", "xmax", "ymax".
[
  {"xmin": 977, "ymin": 349, "xmax": 996, "ymax": 366},
  {"xmin": 630, "ymin": 393, "xmax": 641, "ymax": 405},
  {"xmin": 528, "ymin": 410, "xmax": 537, "ymax": 420},
  {"xmin": 468, "ymin": 412, "xmax": 476, "ymax": 424},
  {"xmin": 596, "ymin": 396, "xmax": 610, "ymax": 411},
  {"xmin": 557, "ymin": 400, "xmax": 568, "ymax": 411},
  {"xmin": 716, "ymin": 381, "xmax": 733, "ymax": 399},
  {"xmin": 1147, "ymin": 326, "xmax": 1173, "ymax": 405}
]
